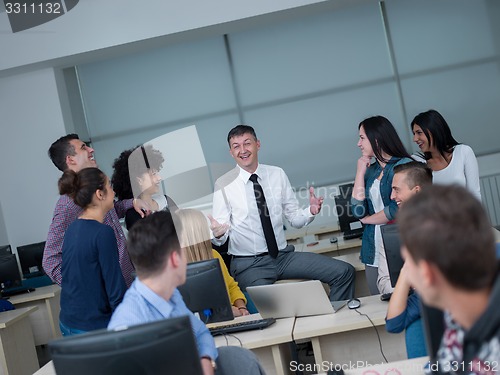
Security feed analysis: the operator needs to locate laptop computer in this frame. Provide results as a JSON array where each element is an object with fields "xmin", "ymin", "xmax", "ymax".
[
  {"xmin": 246, "ymin": 280, "xmax": 347, "ymax": 319},
  {"xmin": 381, "ymin": 223, "xmax": 404, "ymax": 287}
]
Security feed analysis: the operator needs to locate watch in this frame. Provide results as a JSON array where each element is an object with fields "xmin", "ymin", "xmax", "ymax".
[{"xmin": 201, "ymin": 356, "xmax": 217, "ymax": 370}]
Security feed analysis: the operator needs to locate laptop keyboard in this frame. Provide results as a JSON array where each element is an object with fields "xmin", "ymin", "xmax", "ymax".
[
  {"xmin": 209, "ymin": 317, "xmax": 276, "ymax": 336},
  {"xmin": 1, "ymin": 287, "xmax": 35, "ymax": 298}
]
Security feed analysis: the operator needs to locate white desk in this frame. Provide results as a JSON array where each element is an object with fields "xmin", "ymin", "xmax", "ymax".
[
  {"xmin": 32, "ymin": 361, "xmax": 53, "ymax": 375},
  {"xmin": 344, "ymin": 356, "xmax": 428, "ymax": 375},
  {"xmin": 0, "ymin": 306, "xmax": 39, "ymax": 375},
  {"xmin": 285, "ymin": 223, "xmax": 340, "ymax": 243},
  {"xmin": 295, "ymin": 238, "xmax": 368, "ymax": 297},
  {"xmin": 7, "ymin": 285, "xmax": 61, "ymax": 346},
  {"xmin": 293, "ymin": 295, "xmax": 406, "ymax": 369},
  {"xmin": 210, "ymin": 314, "xmax": 295, "ymax": 375},
  {"xmin": 295, "ymin": 237, "xmax": 362, "ymax": 257}
]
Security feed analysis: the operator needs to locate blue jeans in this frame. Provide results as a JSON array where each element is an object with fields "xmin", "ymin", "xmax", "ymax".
[{"xmin": 59, "ymin": 321, "xmax": 87, "ymax": 336}]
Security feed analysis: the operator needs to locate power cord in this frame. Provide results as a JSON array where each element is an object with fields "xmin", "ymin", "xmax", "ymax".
[
  {"xmin": 220, "ymin": 333, "xmax": 243, "ymax": 347},
  {"xmin": 353, "ymin": 309, "xmax": 388, "ymax": 363}
]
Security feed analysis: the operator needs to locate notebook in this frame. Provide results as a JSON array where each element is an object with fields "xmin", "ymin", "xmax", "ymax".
[{"xmin": 246, "ymin": 280, "xmax": 347, "ymax": 319}]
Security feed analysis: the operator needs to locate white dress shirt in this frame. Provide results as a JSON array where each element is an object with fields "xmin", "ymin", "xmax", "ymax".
[{"xmin": 212, "ymin": 164, "xmax": 314, "ymax": 256}]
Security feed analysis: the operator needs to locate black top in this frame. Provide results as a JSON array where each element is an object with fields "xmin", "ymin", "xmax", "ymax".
[{"xmin": 125, "ymin": 195, "xmax": 178, "ymax": 230}]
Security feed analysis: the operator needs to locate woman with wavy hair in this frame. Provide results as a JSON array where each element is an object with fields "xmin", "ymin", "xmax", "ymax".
[{"xmin": 112, "ymin": 144, "xmax": 178, "ymax": 230}]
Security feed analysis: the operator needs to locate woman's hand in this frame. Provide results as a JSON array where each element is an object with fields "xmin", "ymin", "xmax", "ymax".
[
  {"xmin": 356, "ymin": 156, "xmax": 371, "ymax": 175},
  {"xmin": 232, "ymin": 303, "xmax": 250, "ymax": 317}
]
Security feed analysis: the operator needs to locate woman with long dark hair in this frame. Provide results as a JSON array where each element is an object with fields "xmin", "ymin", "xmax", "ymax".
[
  {"xmin": 59, "ymin": 168, "xmax": 126, "ymax": 335},
  {"xmin": 351, "ymin": 116, "xmax": 412, "ymax": 295},
  {"xmin": 411, "ymin": 109, "xmax": 481, "ymax": 201}
]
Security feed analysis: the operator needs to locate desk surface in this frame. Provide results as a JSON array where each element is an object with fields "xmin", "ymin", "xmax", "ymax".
[
  {"xmin": 343, "ymin": 356, "xmax": 428, "ymax": 375},
  {"xmin": 210, "ymin": 314, "xmax": 295, "ymax": 349},
  {"xmin": 295, "ymin": 237, "xmax": 362, "ymax": 254},
  {"xmin": 285, "ymin": 222, "xmax": 340, "ymax": 241},
  {"xmin": 293, "ymin": 295, "xmax": 388, "ymax": 340},
  {"xmin": 0, "ymin": 306, "xmax": 38, "ymax": 328},
  {"xmin": 7, "ymin": 284, "xmax": 61, "ymax": 304}
]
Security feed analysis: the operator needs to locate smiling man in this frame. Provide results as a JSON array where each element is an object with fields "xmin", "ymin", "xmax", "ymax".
[
  {"xmin": 43, "ymin": 134, "xmax": 149, "ymax": 287},
  {"xmin": 209, "ymin": 125, "xmax": 355, "ymax": 302},
  {"xmin": 377, "ymin": 161, "xmax": 433, "ymax": 295},
  {"xmin": 390, "ymin": 161, "xmax": 433, "ymax": 207}
]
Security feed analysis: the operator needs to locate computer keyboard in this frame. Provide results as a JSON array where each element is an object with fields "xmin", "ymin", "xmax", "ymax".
[
  {"xmin": 209, "ymin": 317, "xmax": 276, "ymax": 336},
  {"xmin": 1, "ymin": 287, "xmax": 35, "ymax": 298},
  {"xmin": 343, "ymin": 231, "xmax": 363, "ymax": 240}
]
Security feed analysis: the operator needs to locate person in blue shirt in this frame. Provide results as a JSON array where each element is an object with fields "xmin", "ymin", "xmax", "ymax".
[
  {"xmin": 384, "ymin": 162, "xmax": 433, "ymax": 359},
  {"xmin": 351, "ymin": 116, "xmax": 412, "ymax": 295},
  {"xmin": 59, "ymin": 168, "xmax": 127, "ymax": 335},
  {"xmin": 108, "ymin": 210, "xmax": 265, "ymax": 375}
]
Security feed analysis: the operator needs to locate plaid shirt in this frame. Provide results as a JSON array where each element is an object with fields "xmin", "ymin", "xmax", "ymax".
[{"xmin": 43, "ymin": 195, "xmax": 135, "ymax": 287}]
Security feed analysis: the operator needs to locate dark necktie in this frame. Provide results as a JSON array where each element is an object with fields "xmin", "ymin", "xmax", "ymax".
[{"xmin": 249, "ymin": 174, "xmax": 279, "ymax": 258}]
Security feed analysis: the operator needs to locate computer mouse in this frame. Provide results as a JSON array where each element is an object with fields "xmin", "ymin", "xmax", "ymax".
[
  {"xmin": 327, "ymin": 369, "xmax": 345, "ymax": 375},
  {"xmin": 347, "ymin": 298, "xmax": 361, "ymax": 309},
  {"xmin": 329, "ymin": 237, "xmax": 338, "ymax": 244}
]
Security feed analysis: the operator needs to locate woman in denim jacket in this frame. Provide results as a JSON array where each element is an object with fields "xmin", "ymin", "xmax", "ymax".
[{"xmin": 351, "ymin": 116, "xmax": 412, "ymax": 295}]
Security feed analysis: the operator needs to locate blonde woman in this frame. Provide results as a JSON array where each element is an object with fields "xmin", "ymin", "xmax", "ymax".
[{"xmin": 177, "ymin": 209, "xmax": 250, "ymax": 317}]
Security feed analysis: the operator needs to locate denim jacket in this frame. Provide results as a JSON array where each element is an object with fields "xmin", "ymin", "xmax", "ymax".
[{"xmin": 351, "ymin": 157, "xmax": 412, "ymax": 265}]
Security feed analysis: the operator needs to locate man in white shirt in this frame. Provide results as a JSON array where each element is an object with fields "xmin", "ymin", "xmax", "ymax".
[{"xmin": 210, "ymin": 125, "xmax": 355, "ymax": 302}]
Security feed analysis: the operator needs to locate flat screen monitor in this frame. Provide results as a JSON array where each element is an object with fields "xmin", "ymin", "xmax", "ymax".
[
  {"xmin": 49, "ymin": 316, "xmax": 203, "ymax": 375},
  {"xmin": 0, "ymin": 245, "xmax": 12, "ymax": 257},
  {"xmin": 0, "ymin": 254, "xmax": 22, "ymax": 291},
  {"xmin": 335, "ymin": 183, "xmax": 364, "ymax": 238},
  {"xmin": 381, "ymin": 224, "xmax": 404, "ymax": 287},
  {"xmin": 178, "ymin": 258, "xmax": 234, "ymax": 324},
  {"xmin": 17, "ymin": 241, "xmax": 45, "ymax": 278},
  {"xmin": 419, "ymin": 300, "xmax": 445, "ymax": 367}
]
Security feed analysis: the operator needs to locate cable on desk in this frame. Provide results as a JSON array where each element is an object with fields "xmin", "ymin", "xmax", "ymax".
[
  {"xmin": 220, "ymin": 333, "xmax": 242, "ymax": 347},
  {"xmin": 354, "ymin": 309, "xmax": 388, "ymax": 363}
]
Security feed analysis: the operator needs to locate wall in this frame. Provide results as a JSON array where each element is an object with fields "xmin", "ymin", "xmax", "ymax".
[
  {"xmin": 0, "ymin": 0, "xmax": 366, "ymax": 75},
  {"xmin": 0, "ymin": 69, "xmax": 66, "ymax": 251}
]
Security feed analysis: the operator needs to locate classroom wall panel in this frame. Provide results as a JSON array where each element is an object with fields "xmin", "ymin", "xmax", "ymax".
[{"xmin": 229, "ymin": 1, "xmax": 392, "ymax": 107}]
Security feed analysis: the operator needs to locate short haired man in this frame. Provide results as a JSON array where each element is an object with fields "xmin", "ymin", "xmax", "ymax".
[
  {"xmin": 209, "ymin": 125, "xmax": 355, "ymax": 302},
  {"xmin": 398, "ymin": 185, "xmax": 499, "ymax": 371},
  {"xmin": 377, "ymin": 161, "xmax": 433, "ymax": 293},
  {"xmin": 108, "ymin": 211, "xmax": 265, "ymax": 375},
  {"xmin": 383, "ymin": 161, "xmax": 433, "ymax": 358},
  {"xmin": 43, "ymin": 134, "xmax": 148, "ymax": 287}
]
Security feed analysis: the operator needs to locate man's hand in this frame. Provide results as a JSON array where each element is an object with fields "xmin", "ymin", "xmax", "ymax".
[
  {"xmin": 208, "ymin": 215, "xmax": 229, "ymax": 238},
  {"xmin": 309, "ymin": 187, "xmax": 324, "ymax": 215},
  {"xmin": 133, "ymin": 198, "xmax": 151, "ymax": 218},
  {"xmin": 200, "ymin": 357, "xmax": 215, "ymax": 375}
]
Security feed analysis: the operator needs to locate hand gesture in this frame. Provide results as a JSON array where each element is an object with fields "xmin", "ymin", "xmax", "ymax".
[
  {"xmin": 207, "ymin": 215, "xmax": 229, "ymax": 238},
  {"xmin": 309, "ymin": 187, "xmax": 324, "ymax": 215},
  {"xmin": 133, "ymin": 198, "xmax": 151, "ymax": 218},
  {"xmin": 356, "ymin": 156, "xmax": 371, "ymax": 175}
]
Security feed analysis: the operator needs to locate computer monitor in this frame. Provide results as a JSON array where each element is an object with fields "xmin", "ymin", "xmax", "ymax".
[
  {"xmin": 17, "ymin": 241, "xmax": 45, "ymax": 278},
  {"xmin": 178, "ymin": 258, "xmax": 234, "ymax": 324},
  {"xmin": 0, "ymin": 254, "xmax": 22, "ymax": 291},
  {"xmin": 49, "ymin": 316, "xmax": 203, "ymax": 375},
  {"xmin": 419, "ymin": 300, "xmax": 445, "ymax": 367},
  {"xmin": 381, "ymin": 224, "xmax": 404, "ymax": 287},
  {"xmin": 335, "ymin": 183, "xmax": 364, "ymax": 238},
  {"xmin": 0, "ymin": 245, "xmax": 12, "ymax": 257}
]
